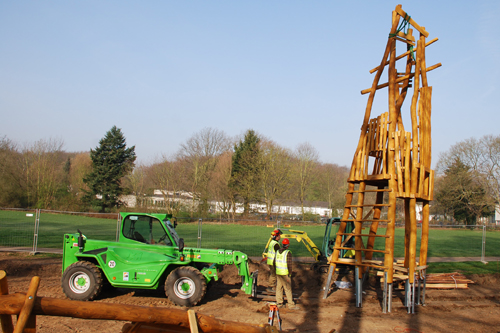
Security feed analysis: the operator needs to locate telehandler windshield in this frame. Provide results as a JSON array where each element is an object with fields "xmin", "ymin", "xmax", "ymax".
[{"xmin": 122, "ymin": 215, "xmax": 173, "ymax": 246}]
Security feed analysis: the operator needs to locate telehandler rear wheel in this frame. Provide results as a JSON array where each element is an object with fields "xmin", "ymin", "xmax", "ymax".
[
  {"xmin": 62, "ymin": 261, "xmax": 103, "ymax": 301},
  {"xmin": 165, "ymin": 266, "xmax": 206, "ymax": 306}
]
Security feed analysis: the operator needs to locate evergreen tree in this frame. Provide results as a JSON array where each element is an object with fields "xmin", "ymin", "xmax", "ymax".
[
  {"xmin": 229, "ymin": 129, "xmax": 262, "ymax": 216},
  {"xmin": 83, "ymin": 126, "xmax": 136, "ymax": 212}
]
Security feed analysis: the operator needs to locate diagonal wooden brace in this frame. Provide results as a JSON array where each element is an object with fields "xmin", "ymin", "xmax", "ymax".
[{"xmin": 13, "ymin": 276, "xmax": 40, "ymax": 333}]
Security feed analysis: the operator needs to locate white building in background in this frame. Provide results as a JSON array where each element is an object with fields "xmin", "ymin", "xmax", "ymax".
[
  {"xmin": 122, "ymin": 190, "xmax": 333, "ymax": 217},
  {"xmin": 211, "ymin": 201, "xmax": 333, "ymax": 217}
]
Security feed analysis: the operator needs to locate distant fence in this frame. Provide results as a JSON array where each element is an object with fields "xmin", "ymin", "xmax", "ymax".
[{"xmin": 1, "ymin": 208, "xmax": 500, "ymax": 260}]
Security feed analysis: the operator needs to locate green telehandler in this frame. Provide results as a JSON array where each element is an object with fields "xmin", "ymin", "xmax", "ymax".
[{"xmin": 61, "ymin": 212, "xmax": 257, "ymax": 306}]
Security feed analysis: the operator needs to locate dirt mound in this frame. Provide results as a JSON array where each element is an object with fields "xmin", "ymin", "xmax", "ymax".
[{"xmin": 0, "ymin": 254, "xmax": 61, "ymax": 279}]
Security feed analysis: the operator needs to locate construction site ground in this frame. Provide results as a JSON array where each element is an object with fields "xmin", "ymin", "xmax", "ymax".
[{"xmin": 1, "ymin": 252, "xmax": 499, "ymax": 333}]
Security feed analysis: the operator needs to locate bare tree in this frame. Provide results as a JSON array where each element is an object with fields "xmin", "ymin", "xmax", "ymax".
[
  {"xmin": 210, "ymin": 151, "xmax": 237, "ymax": 220},
  {"xmin": 148, "ymin": 155, "xmax": 186, "ymax": 215},
  {"xmin": 0, "ymin": 136, "xmax": 24, "ymax": 207},
  {"xmin": 124, "ymin": 164, "xmax": 148, "ymax": 208},
  {"xmin": 178, "ymin": 128, "xmax": 232, "ymax": 216},
  {"xmin": 316, "ymin": 163, "xmax": 350, "ymax": 217},
  {"xmin": 294, "ymin": 142, "xmax": 319, "ymax": 220},
  {"xmin": 60, "ymin": 152, "xmax": 93, "ymax": 210},
  {"xmin": 260, "ymin": 140, "xmax": 293, "ymax": 217},
  {"xmin": 22, "ymin": 138, "xmax": 65, "ymax": 209}
]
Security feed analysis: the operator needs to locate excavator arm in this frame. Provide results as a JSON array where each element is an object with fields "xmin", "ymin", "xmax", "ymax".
[{"xmin": 262, "ymin": 230, "xmax": 324, "ymax": 262}]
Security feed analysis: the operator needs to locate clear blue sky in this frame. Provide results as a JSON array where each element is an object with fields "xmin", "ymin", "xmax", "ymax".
[{"xmin": 1, "ymin": 1, "xmax": 499, "ymax": 167}]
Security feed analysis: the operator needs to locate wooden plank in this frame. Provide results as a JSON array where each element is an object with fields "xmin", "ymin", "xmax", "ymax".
[
  {"xmin": 345, "ymin": 204, "xmax": 391, "ymax": 208},
  {"xmin": 188, "ymin": 310, "xmax": 199, "ymax": 333},
  {"xmin": 404, "ymin": 132, "xmax": 411, "ymax": 196},
  {"xmin": 428, "ymin": 170, "xmax": 435, "ymax": 200},
  {"xmin": 336, "ymin": 233, "xmax": 389, "ymax": 238},
  {"xmin": 329, "ymin": 260, "xmax": 387, "ymax": 270},
  {"xmin": 332, "ymin": 246, "xmax": 388, "ymax": 254},
  {"xmin": 381, "ymin": 113, "xmax": 389, "ymax": 176},
  {"xmin": 347, "ymin": 189, "xmax": 392, "ymax": 193},
  {"xmin": 377, "ymin": 271, "xmax": 408, "ymax": 279},
  {"xmin": 341, "ymin": 219, "xmax": 391, "ymax": 223},
  {"xmin": 425, "ymin": 284, "xmax": 468, "ymax": 289},
  {"xmin": 366, "ymin": 174, "xmax": 392, "ymax": 181},
  {"xmin": 0, "ymin": 271, "xmax": 14, "ymax": 333},
  {"xmin": 394, "ymin": 132, "xmax": 405, "ymax": 193}
]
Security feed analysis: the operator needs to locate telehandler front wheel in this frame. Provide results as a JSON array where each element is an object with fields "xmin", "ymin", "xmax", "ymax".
[
  {"xmin": 62, "ymin": 261, "xmax": 103, "ymax": 301},
  {"xmin": 165, "ymin": 266, "xmax": 207, "ymax": 306}
]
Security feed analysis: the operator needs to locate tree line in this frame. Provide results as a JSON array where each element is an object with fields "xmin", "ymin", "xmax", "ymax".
[
  {"xmin": 432, "ymin": 134, "xmax": 500, "ymax": 225},
  {"xmin": 0, "ymin": 127, "xmax": 349, "ymax": 220},
  {"xmin": 1, "ymin": 126, "xmax": 498, "ymax": 224}
]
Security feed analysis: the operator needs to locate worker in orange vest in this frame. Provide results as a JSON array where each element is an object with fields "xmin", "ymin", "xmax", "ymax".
[{"xmin": 275, "ymin": 238, "xmax": 299, "ymax": 310}]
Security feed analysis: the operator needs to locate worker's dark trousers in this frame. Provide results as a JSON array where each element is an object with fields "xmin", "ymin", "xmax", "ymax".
[
  {"xmin": 276, "ymin": 275, "xmax": 295, "ymax": 306},
  {"xmin": 268, "ymin": 264, "xmax": 277, "ymax": 287}
]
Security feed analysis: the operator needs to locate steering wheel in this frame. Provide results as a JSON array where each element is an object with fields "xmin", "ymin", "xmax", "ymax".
[{"xmin": 158, "ymin": 234, "xmax": 168, "ymax": 244}]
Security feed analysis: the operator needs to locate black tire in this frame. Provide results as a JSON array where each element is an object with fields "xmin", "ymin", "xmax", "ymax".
[
  {"xmin": 62, "ymin": 261, "xmax": 103, "ymax": 301},
  {"xmin": 165, "ymin": 266, "xmax": 206, "ymax": 306}
]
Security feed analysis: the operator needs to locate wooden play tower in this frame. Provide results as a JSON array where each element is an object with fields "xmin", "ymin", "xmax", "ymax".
[{"xmin": 323, "ymin": 5, "xmax": 441, "ymax": 313}]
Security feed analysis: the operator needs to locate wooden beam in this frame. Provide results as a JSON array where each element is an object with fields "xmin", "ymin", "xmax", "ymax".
[
  {"xmin": 393, "ymin": 35, "xmax": 415, "ymax": 46},
  {"xmin": 0, "ymin": 293, "xmax": 271, "ymax": 333},
  {"xmin": 395, "ymin": 6, "xmax": 429, "ymax": 37},
  {"xmin": 362, "ymin": 63, "xmax": 441, "ymax": 95},
  {"xmin": 395, "ymin": 30, "xmax": 415, "ymax": 42},
  {"xmin": 370, "ymin": 38, "xmax": 439, "ymax": 74}
]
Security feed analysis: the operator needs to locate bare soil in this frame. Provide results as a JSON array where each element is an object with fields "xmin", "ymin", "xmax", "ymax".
[{"xmin": 1, "ymin": 252, "xmax": 499, "ymax": 333}]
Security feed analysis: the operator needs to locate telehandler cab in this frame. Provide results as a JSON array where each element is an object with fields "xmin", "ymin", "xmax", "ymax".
[{"xmin": 62, "ymin": 212, "xmax": 256, "ymax": 306}]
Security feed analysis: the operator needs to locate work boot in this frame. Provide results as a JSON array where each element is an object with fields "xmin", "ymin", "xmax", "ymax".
[
  {"xmin": 287, "ymin": 304, "xmax": 300, "ymax": 310},
  {"xmin": 276, "ymin": 303, "xmax": 284, "ymax": 308}
]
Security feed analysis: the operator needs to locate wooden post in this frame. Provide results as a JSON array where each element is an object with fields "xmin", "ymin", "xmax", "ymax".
[
  {"xmin": 419, "ymin": 201, "xmax": 430, "ymax": 266},
  {"xmin": 0, "ymin": 271, "xmax": 14, "ymax": 333},
  {"xmin": 404, "ymin": 199, "xmax": 411, "ymax": 267},
  {"xmin": 355, "ymin": 182, "xmax": 366, "ymax": 267},
  {"xmin": 408, "ymin": 198, "xmax": 417, "ymax": 284},
  {"xmin": 384, "ymin": 8, "xmax": 399, "ymax": 285}
]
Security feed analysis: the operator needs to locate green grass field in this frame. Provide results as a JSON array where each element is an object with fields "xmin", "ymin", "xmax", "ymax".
[{"xmin": 1, "ymin": 210, "xmax": 500, "ymax": 259}]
